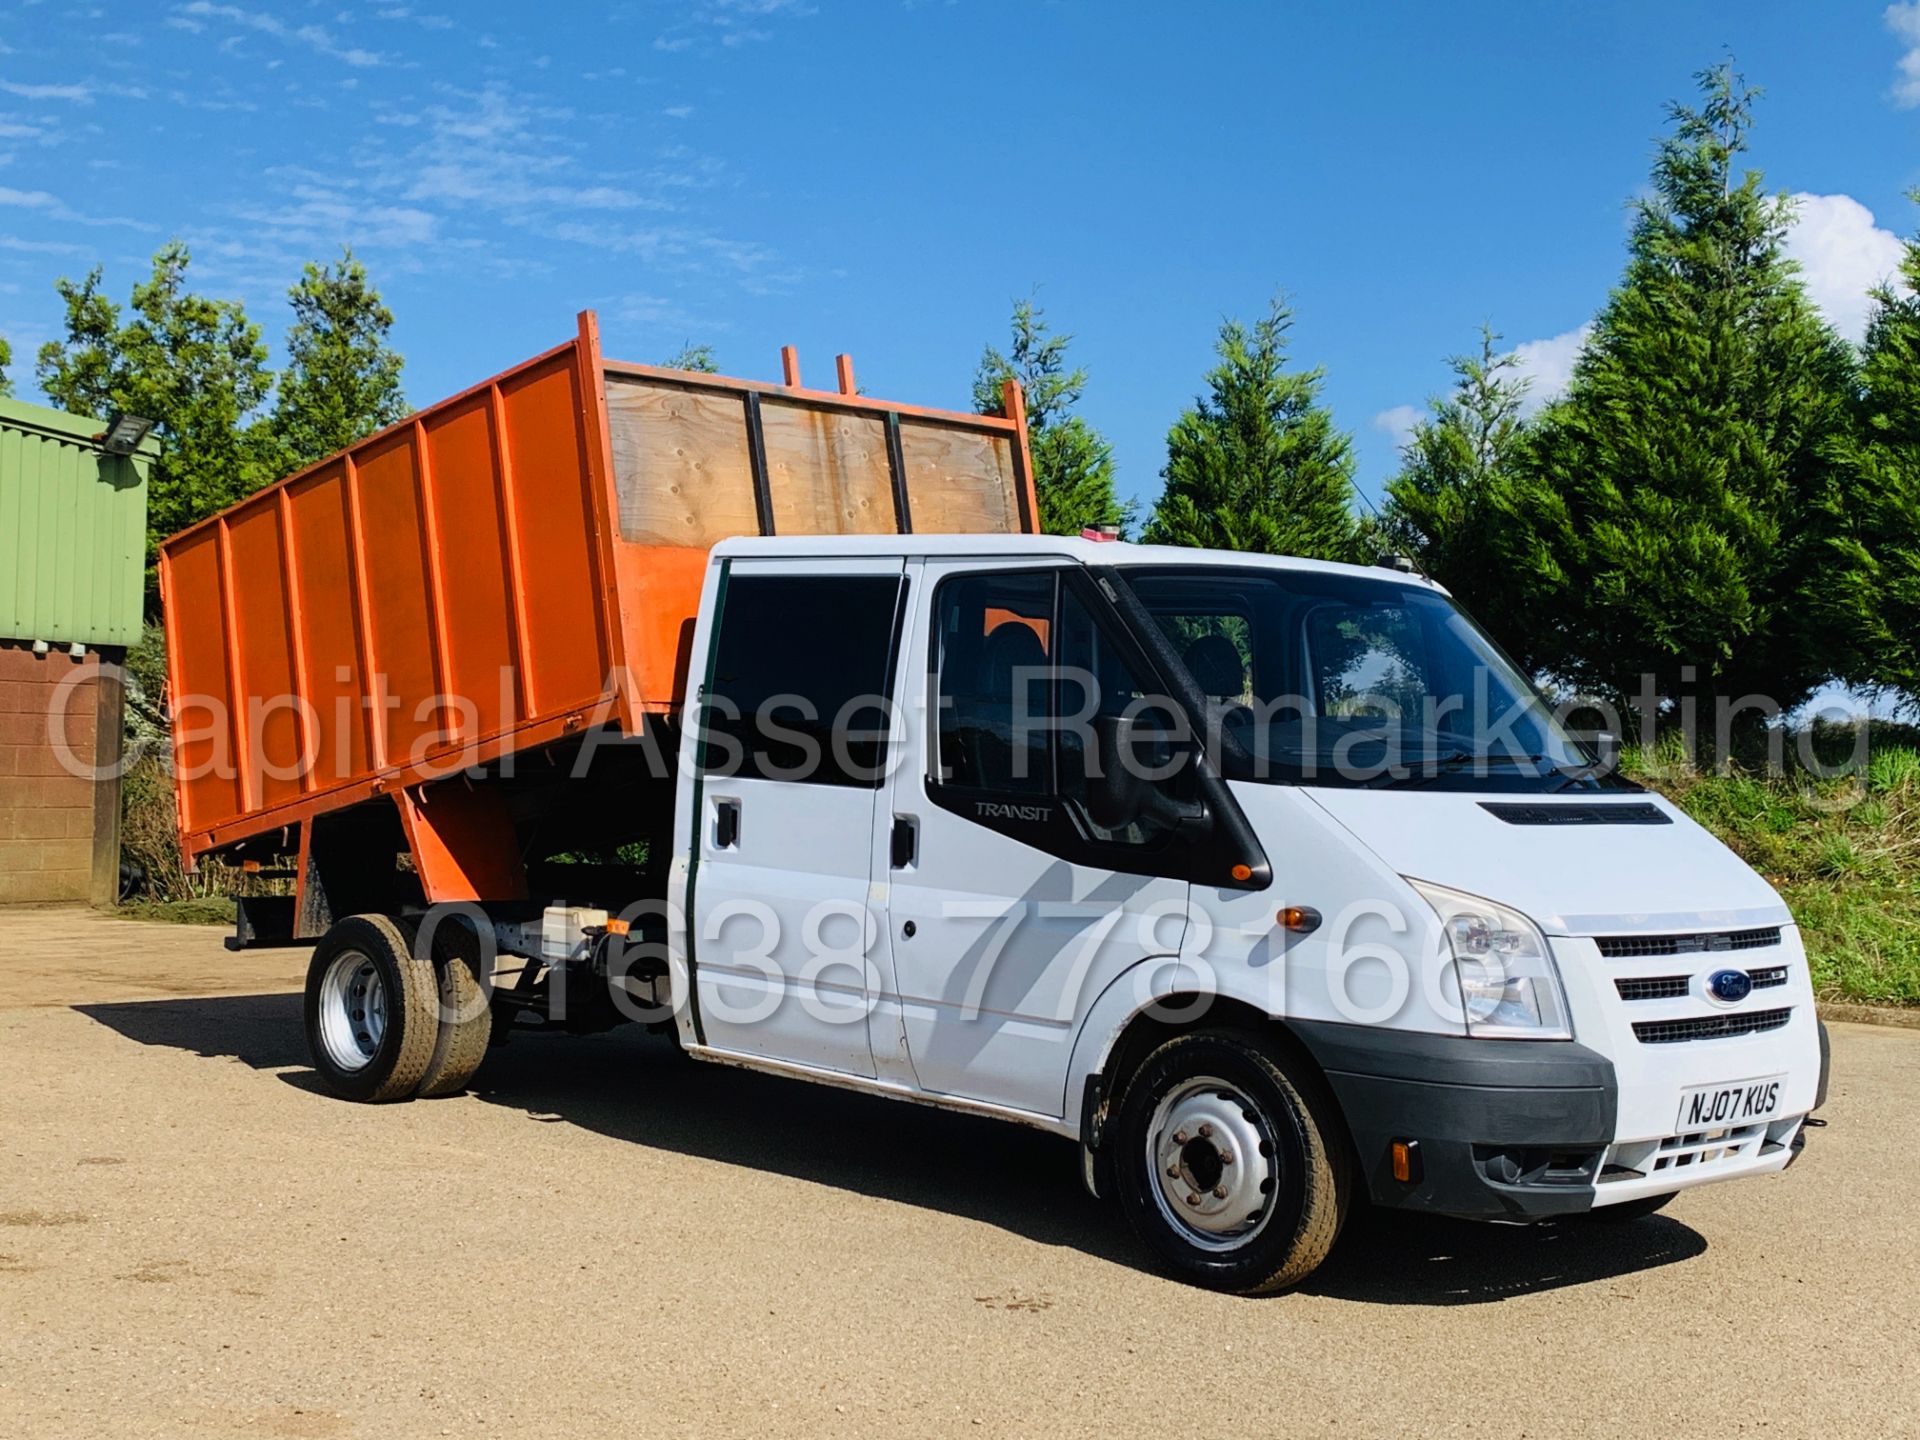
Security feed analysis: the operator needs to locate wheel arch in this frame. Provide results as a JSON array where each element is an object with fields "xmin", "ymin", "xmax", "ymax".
[{"xmin": 1064, "ymin": 960, "xmax": 1344, "ymax": 1168}]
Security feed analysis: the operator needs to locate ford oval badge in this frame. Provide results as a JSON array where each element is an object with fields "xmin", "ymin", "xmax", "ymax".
[{"xmin": 1708, "ymin": 968, "xmax": 1753, "ymax": 1003}]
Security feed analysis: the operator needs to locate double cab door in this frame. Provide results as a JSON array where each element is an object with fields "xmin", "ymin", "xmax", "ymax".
[{"xmin": 683, "ymin": 553, "xmax": 1196, "ymax": 1120}]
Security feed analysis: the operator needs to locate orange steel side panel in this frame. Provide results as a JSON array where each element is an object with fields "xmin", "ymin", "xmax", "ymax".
[
  {"xmin": 394, "ymin": 781, "xmax": 530, "ymax": 904},
  {"xmin": 161, "ymin": 335, "xmax": 625, "ymax": 859},
  {"xmin": 610, "ymin": 543, "xmax": 710, "ymax": 708}
]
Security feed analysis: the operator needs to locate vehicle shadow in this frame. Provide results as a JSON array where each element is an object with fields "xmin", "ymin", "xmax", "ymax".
[
  {"xmin": 76, "ymin": 992, "xmax": 1708, "ymax": 1304},
  {"xmin": 1301, "ymin": 1206, "xmax": 1707, "ymax": 1306}
]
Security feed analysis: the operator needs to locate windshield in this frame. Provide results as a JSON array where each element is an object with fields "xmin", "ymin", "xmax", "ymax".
[{"xmin": 1119, "ymin": 565, "xmax": 1624, "ymax": 793}]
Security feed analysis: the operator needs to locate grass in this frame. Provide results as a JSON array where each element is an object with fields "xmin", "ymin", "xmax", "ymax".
[
  {"xmin": 1626, "ymin": 727, "xmax": 1920, "ymax": 1007},
  {"xmin": 115, "ymin": 897, "xmax": 237, "ymax": 927}
]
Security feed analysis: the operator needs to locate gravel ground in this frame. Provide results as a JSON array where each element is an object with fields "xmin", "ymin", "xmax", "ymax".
[{"xmin": 1, "ymin": 906, "xmax": 1915, "ymax": 1439}]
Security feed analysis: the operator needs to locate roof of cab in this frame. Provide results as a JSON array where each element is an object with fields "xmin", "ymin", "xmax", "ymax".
[{"xmin": 707, "ymin": 532, "xmax": 1442, "ymax": 591}]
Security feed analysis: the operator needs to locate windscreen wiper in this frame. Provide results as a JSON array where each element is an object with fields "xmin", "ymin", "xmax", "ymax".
[
  {"xmin": 1549, "ymin": 759, "xmax": 1608, "ymax": 791},
  {"xmin": 1383, "ymin": 751, "xmax": 1553, "ymax": 789}
]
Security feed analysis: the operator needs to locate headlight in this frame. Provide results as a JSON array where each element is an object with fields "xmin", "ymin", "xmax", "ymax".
[{"xmin": 1406, "ymin": 878, "xmax": 1572, "ymax": 1039}]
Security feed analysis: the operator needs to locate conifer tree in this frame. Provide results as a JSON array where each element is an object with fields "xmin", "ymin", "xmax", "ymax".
[
  {"xmin": 0, "ymin": 332, "xmax": 12, "ymax": 398},
  {"xmin": 269, "ymin": 248, "xmax": 407, "ymax": 474},
  {"xmin": 974, "ymin": 298, "xmax": 1128, "ymax": 536},
  {"xmin": 1828, "ymin": 197, "xmax": 1920, "ymax": 700},
  {"xmin": 1381, "ymin": 326, "xmax": 1532, "ymax": 653},
  {"xmin": 663, "ymin": 342, "xmax": 719, "ymax": 374},
  {"xmin": 1493, "ymin": 65, "xmax": 1855, "ymax": 715},
  {"xmin": 1145, "ymin": 295, "xmax": 1361, "ymax": 561}
]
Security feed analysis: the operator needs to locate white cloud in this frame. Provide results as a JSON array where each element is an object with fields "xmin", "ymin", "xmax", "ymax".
[
  {"xmin": 1370, "ymin": 326, "xmax": 1588, "ymax": 443},
  {"xmin": 1372, "ymin": 404, "xmax": 1422, "ymax": 452},
  {"xmin": 1784, "ymin": 192, "xmax": 1908, "ymax": 344},
  {"xmin": 0, "ymin": 183, "xmax": 145, "ymax": 228},
  {"xmin": 337, "ymin": 84, "xmax": 780, "ymax": 287},
  {"xmin": 1889, "ymin": 2, "xmax": 1920, "ymax": 107},
  {"xmin": 236, "ymin": 185, "xmax": 439, "ymax": 248},
  {"xmin": 0, "ymin": 233, "xmax": 84, "ymax": 254},
  {"xmin": 375, "ymin": 6, "xmax": 455, "ymax": 29},
  {"xmin": 0, "ymin": 80, "xmax": 93, "ymax": 102},
  {"xmin": 176, "ymin": 3, "xmax": 387, "ymax": 67},
  {"xmin": 653, "ymin": 0, "xmax": 814, "ymax": 53},
  {"xmin": 1508, "ymin": 325, "xmax": 1591, "ymax": 412}
]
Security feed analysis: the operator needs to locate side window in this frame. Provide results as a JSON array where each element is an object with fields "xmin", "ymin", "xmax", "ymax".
[
  {"xmin": 932, "ymin": 569, "xmax": 1188, "ymax": 850},
  {"xmin": 1057, "ymin": 585, "xmax": 1193, "ymax": 847},
  {"xmin": 931, "ymin": 571, "xmax": 1053, "ymax": 794},
  {"xmin": 703, "ymin": 573, "xmax": 902, "ymax": 787}
]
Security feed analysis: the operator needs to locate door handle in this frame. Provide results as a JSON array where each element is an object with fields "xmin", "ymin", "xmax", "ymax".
[
  {"xmin": 714, "ymin": 798, "xmax": 740, "ymax": 849},
  {"xmin": 890, "ymin": 815, "xmax": 917, "ymax": 869}
]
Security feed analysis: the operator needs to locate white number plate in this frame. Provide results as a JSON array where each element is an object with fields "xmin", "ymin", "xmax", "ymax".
[{"xmin": 1676, "ymin": 1075, "xmax": 1784, "ymax": 1131}]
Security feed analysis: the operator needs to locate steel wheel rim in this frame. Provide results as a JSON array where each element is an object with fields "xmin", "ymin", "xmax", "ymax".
[
  {"xmin": 1146, "ymin": 1075, "xmax": 1279, "ymax": 1252},
  {"xmin": 318, "ymin": 949, "xmax": 387, "ymax": 1072}
]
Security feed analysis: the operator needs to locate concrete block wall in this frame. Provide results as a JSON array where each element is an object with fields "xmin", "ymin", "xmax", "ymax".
[{"xmin": 0, "ymin": 639, "xmax": 121, "ymax": 905}]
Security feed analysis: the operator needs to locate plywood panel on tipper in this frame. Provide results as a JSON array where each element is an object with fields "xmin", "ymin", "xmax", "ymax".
[
  {"xmin": 605, "ymin": 376, "xmax": 757, "ymax": 547},
  {"xmin": 760, "ymin": 401, "xmax": 894, "ymax": 535},
  {"xmin": 899, "ymin": 420, "xmax": 1021, "ymax": 533}
]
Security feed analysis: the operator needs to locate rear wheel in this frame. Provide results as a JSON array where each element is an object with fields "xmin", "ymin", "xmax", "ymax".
[
  {"xmin": 415, "ymin": 916, "xmax": 493, "ymax": 1098},
  {"xmin": 1113, "ymin": 1029, "xmax": 1348, "ymax": 1294},
  {"xmin": 304, "ymin": 915, "xmax": 440, "ymax": 1103}
]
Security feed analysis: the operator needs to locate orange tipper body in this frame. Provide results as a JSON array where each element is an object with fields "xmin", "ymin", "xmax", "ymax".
[{"xmin": 158, "ymin": 311, "xmax": 1038, "ymax": 861}]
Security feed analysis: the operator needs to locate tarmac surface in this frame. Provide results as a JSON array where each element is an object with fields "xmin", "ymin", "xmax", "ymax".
[{"xmin": 1, "ymin": 905, "xmax": 1916, "ymax": 1438}]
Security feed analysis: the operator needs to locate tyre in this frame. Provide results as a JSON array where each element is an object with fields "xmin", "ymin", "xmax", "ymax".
[
  {"xmin": 414, "ymin": 915, "xmax": 493, "ymax": 1098},
  {"xmin": 1585, "ymin": 1192, "xmax": 1676, "ymax": 1222},
  {"xmin": 1112, "ymin": 1029, "xmax": 1348, "ymax": 1294},
  {"xmin": 304, "ymin": 914, "xmax": 441, "ymax": 1103}
]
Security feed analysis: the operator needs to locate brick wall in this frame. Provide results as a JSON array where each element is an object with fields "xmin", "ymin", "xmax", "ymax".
[{"xmin": 0, "ymin": 639, "xmax": 121, "ymax": 905}]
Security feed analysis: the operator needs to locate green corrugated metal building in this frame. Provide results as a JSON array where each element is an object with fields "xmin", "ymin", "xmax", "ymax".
[
  {"xmin": 0, "ymin": 395, "xmax": 156, "ymax": 648},
  {"xmin": 0, "ymin": 395, "xmax": 158, "ymax": 905}
]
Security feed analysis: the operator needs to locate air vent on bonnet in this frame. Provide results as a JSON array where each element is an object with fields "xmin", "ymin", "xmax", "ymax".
[{"xmin": 1479, "ymin": 802, "xmax": 1672, "ymax": 826}]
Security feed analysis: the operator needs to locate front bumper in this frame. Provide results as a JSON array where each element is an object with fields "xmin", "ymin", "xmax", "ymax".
[{"xmin": 1292, "ymin": 1019, "xmax": 1829, "ymax": 1222}]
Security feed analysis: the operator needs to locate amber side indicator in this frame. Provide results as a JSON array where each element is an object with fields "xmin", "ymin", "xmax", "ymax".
[
  {"xmin": 603, "ymin": 917, "xmax": 631, "ymax": 936},
  {"xmin": 1277, "ymin": 905, "xmax": 1323, "ymax": 934},
  {"xmin": 1390, "ymin": 1139, "xmax": 1423, "ymax": 1184},
  {"xmin": 1229, "ymin": 863, "xmax": 1253, "ymax": 882}
]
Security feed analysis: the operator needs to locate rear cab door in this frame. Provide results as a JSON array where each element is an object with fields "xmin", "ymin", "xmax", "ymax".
[{"xmin": 673, "ymin": 553, "xmax": 909, "ymax": 1077}]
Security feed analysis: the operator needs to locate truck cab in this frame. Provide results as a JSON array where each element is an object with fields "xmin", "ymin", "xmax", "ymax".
[{"xmin": 661, "ymin": 533, "xmax": 1827, "ymax": 1292}]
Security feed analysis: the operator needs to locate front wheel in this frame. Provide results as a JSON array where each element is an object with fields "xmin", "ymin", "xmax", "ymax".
[{"xmin": 1113, "ymin": 1030, "xmax": 1348, "ymax": 1294}]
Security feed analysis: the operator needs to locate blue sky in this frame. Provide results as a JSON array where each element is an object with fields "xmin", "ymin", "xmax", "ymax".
[{"xmin": 1, "ymin": 1, "xmax": 1917, "ymax": 518}]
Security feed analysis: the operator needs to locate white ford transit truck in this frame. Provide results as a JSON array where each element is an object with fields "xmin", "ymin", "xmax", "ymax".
[
  {"xmin": 257, "ymin": 533, "xmax": 1828, "ymax": 1294},
  {"xmin": 172, "ymin": 325, "xmax": 1829, "ymax": 1292}
]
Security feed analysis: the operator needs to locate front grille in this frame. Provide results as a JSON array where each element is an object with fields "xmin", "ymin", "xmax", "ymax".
[
  {"xmin": 1597, "ymin": 927, "xmax": 1782, "ymax": 959},
  {"xmin": 1616, "ymin": 975, "xmax": 1690, "ymax": 1001},
  {"xmin": 1615, "ymin": 965, "xmax": 1788, "ymax": 1002},
  {"xmin": 1652, "ymin": 1123, "xmax": 1767, "ymax": 1173},
  {"xmin": 1633, "ymin": 1007, "xmax": 1792, "ymax": 1044}
]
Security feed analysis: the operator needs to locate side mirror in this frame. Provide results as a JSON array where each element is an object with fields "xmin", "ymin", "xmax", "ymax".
[{"xmin": 1087, "ymin": 716, "xmax": 1205, "ymax": 833}]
